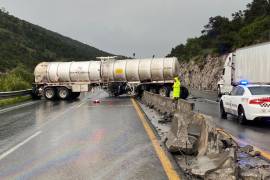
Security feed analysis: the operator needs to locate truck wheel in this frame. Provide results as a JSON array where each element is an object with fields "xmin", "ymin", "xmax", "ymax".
[
  {"xmin": 44, "ymin": 87, "xmax": 56, "ymax": 100},
  {"xmin": 70, "ymin": 92, "xmax": 80, "ymax": 99},
  {"xmin": 31, "ymin": 92, "xmax": 42, "ymax": 100},
  {"xmin": 159, "ymin": 86, "xmax": 170, "ymax": 97},
  {"xmin": 220, "ymin": 101, "xmax": 227, "ymax": 119},
  {"xmin": 180, "ymin": 86, "xmax": 189, "ymax": 99},
  {"xmin": 57, "ymin": 87, "xmax": 70, "ymax": 100},
  {"xmin": 31, "ymin": 86, "xmax": 41, "ymax": 100},
  {"xmin": 238, "ymin": 106, "xmax": 247, "ymax": 125},
  {"xmin": 149, "ymin": 88, "xmax": 157, "ymax": 94}
]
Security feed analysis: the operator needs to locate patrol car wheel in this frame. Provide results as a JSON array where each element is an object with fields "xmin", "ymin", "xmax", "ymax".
[
  {"xmin": 220, "ymin": 101, "xmax": 227, "ymax": 119},
  {"xmin": 238, "ymin": 106, "xmax": 247, "ymax": 125}
]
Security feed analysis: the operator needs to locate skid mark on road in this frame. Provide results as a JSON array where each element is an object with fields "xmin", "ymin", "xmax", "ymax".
[
  {"xmin": 131, "ymin": 98, "xmax": 180, "ymax": 180},
  {"xmin": 0, "ymin": 131, "xmax": 42, "ymax": 161}
]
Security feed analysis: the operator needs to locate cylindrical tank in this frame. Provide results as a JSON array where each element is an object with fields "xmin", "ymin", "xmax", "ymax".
[
  {"xmin": 34, "ymin": 61, "xmax": 102, "ymax": 83},
  {"xmin": 69, "ymin": 61, "xmax": 90, "ymax": 82},
  {"xmin": 34, "ymin": 57, "xmax": 179, "ymax": 84},
  {"xmin": 101, "ymin": 57, "xmax": 179, "ymax": 82}
]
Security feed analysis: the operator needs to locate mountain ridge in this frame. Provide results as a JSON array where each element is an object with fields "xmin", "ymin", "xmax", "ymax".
[{"xmin": 0, "ymin": 9, "xmax": 112, "ymax": 73}]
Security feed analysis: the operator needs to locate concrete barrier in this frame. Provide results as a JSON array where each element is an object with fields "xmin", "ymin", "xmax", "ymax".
[
  {"xmin": 141, "ymin": 91, "xmax": 176, "ymax": 117},
  {"xmin": 140, "ymin": 91, "xmax": 270, "ymax": 179}
]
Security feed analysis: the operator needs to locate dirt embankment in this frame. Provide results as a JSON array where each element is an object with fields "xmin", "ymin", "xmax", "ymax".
[{"xmin": 178, "ymin": 55, "xmax": 227, "ymax": 91}]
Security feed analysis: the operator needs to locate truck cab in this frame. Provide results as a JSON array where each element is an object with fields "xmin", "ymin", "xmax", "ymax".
[{"xmin": 218, "ymin": 53, "xmax": 234, "ymax": 97}]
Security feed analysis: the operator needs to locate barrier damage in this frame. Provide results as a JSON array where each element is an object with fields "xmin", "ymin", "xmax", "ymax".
[{"xmin": 139, "ymin": 91, "xmax": 270, "ymax": 180}]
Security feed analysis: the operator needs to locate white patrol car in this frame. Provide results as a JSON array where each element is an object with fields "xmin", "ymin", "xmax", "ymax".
[{"xmin": 220, "ymin": 83, "xmax": 270, "ymax": 124}]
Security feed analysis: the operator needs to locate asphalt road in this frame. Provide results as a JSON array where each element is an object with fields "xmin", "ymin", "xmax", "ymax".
[
  {"xmin": 0, "ymin": 90, "xmax": 168, "ymax": 180},
  {"xmin": 188, "ymin": 94, "xmax": 270, "ymax": 154}
]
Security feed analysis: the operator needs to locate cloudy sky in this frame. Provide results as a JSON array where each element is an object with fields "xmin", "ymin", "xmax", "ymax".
[{"xmin": 1, "ymin": 0, "xmax": 251, "ymax": 57}]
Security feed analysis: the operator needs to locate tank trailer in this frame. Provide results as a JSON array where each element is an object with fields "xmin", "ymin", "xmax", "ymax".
[{"xmin": 32, "ymin": 57, "xmax": 189, "ymax": 100}]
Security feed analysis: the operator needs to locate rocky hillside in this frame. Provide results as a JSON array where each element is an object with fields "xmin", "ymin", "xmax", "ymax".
[
  {"xmin": 0, "ymin": 9, "xmax": 111, "ymax": 73},
  {"xmin": 178, "ymin": 55, "xmax": 226, "ymax": 91},
  {"xmin": 170, "ymin": 0, "xmax": 270, "ymax": 91}
]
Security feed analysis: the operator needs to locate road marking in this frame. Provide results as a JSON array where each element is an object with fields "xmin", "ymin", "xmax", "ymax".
[
  {"xmin": 204, "ymin": 99, "xmax": 218, "ymax": 104},
  {"xmin": 216, "ymin": 128, "xmax": 270, "ymax": 161},
  {"xmin": 88, "ymin": 105, "xmax": 133, "ymax": 108},
  {"xmin": 0, "ymin": 101, "xmax": 38, "ymax": 114},
  {"xmin": 233, "ymin": 136, "xmax": 270, "ymax": 160},
  {"xmin": 39, "ymin": 100, "xmax": 87, "ymax": 128},
  {"xmin": 0, "ymin": 131, "xmax": 42, "ymax": 161},
  {"xmin": 131, "ymin": 98, "xmax": 180, "ymax": 180}
]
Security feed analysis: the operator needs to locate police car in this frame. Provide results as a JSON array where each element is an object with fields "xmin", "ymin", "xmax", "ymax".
[{"xmin": 220, "ymin": 81, "xmax": 270, "ymax": 124}]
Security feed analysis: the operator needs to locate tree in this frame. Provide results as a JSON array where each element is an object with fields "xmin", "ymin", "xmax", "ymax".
[{"xmin": 244, "ymin": 0, "xmax": 270, "ymax": 23}]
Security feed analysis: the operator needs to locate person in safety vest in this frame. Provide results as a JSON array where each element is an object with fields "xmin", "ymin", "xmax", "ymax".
[{"xmin": 173, "ymin": 77, "xmax": 181, "ymax": 99}]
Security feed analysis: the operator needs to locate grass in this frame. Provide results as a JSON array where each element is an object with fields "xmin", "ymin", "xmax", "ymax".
[{"xmin": 0, "ymin": 95, "xmax": 32, "ymax": 108}]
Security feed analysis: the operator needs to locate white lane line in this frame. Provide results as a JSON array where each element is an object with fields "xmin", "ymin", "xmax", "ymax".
[
  {"xmin": 38, "ymin": 100, "xmax": 87, "ymax": 128},
  {"xmin": 0, "ymin": 101, "xmax": 38, "ymax": 114},
  {"xmin": 0, "ymin": 131, "xmax": 42, "ymax": 161},
  {"xmin": 88, "ymin": 105, "xmax": 134, "ymax": 108},
  {"xmin": 204, "ymin": 99, "xmax": 219, "ymax": 104}
]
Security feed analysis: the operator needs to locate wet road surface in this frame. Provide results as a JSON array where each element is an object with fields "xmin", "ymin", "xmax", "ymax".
[
  {"xmin": 189, "ymin": 96, "xmax": 270, "ymax": 154},
  {"xmin": 0, "ymin": 90, "xmax": 168, "ymax": 179}
]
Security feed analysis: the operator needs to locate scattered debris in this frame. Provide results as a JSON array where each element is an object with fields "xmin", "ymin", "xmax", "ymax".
[
  {"xmin": 139, "ymin": 91, "xmax": 270, "ymax": 180},
  {"xmin": 93, "ymin": 99, "xmax": 101, "ymax": 103}
]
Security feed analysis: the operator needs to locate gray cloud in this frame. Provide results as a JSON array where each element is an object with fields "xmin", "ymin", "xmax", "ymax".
[{"xmin": 1, "ymin": 0, "xmax": 251, "ymax": 57}]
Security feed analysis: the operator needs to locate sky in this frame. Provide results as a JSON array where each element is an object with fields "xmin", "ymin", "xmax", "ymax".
[{"xmin": 0, "ymin": 0, "xmax": 251, "ymax": 58}]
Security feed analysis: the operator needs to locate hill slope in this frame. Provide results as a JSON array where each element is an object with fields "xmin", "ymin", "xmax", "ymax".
[
  {"xmin": 0, "ymin": 9, "xmax": 111, "ymax": 73},
  {"xmin": 166, "ymin": 0, "xmax": 270, "ymax": 91},
  {"xmin": 167, "ymin": 0, "xmax": 270, "ymax": 61}
]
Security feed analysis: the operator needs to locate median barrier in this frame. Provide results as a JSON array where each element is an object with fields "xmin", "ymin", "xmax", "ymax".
[{"xmin": 140, "ymin": 91, "xmax": 270, "ymax": 179}]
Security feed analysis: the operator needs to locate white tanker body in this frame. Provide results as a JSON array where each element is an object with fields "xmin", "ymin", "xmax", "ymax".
[{"xmin": 32, "ymin": 57, "xmax": 187, "ymax": 100}]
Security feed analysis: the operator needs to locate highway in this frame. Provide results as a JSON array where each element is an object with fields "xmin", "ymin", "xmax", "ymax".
[
  {"xmin": 1, "ymin": 89, "xmax": 270, "ymax": 179},
  {"xmin": 189, "ymin": 90, "xmax": 270, "ymax": 155},
  {"xmin": 0, "ymin": 90, "xmax": 172, "ymax": 180}
]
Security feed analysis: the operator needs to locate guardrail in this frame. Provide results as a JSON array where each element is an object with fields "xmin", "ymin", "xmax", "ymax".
[{"xmin": 0, "ymin": 89, "xmax": 32, "ymax": 99}]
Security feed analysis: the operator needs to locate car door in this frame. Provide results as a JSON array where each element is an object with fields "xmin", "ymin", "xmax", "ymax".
[{"xmin": 230, "ymin": 86, "xmax": 245, "ymax": 115}]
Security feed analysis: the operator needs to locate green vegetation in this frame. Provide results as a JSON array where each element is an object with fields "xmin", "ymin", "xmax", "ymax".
[
  {"xmin": 0, "ymin": 64, "xmax": 33, "ymax": 91},
  {"xmin": 0, "ymin": 8, "xmax": 111, "ymax": 91},
  {"xmin": 0, "ymin": 96, "xmax": 32, "ymax": 107},
  {"xmin": 167, "ymin": 0, "xmax": 270, "ymax": 61},
  {"xmin": 0, "ymin": 8, "xmax": 111, "ymax": 72}
]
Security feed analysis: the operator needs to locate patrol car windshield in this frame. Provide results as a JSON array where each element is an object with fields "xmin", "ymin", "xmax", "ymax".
[{"xmin": 248, "ymin": 86, "xmax": 270, "ymax": 95}]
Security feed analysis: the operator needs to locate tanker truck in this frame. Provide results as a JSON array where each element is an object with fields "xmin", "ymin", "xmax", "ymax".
[{"xmin": 32, "ymin": 57, "xmax": 189, "ymax": 100}]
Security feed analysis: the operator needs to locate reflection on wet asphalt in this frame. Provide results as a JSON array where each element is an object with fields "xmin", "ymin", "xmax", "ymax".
[
  {"xmin": 0, "ymin": 90, "xmax": 167, "ymax": 180},
  {"xmin": 189, "ymin": 98, "xmax": 270, "ymax": 152}
]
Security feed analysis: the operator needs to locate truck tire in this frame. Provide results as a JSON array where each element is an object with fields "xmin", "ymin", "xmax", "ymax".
[
  {"xmin": 44, "ymin": 87, "xmax": 56, "ymax": 100},
  {"xmin": 31, "ymin": 92, "xmax": 41, "ymax": 100},
  {"xmin": 70, "ymin": 92, "xmax": 80, "ymax": 99},
  {"xmin": 149, "ymin": 87, "xmax": 157, "ymax": 94},
  {"xmin": 57, "ymin": 87, "xmax": 70, "ymax": 100},
  {"xmin": 159, "ymin": 86, "xmax": 170, "ymax": 97},
  {"xmin": 31, "ymin": 85, "xmax": 41, "ymax": 100},
  {"xmin": 180, "ymin": 86, "xmax": 189, "ymax": 99},
  {"xmin": 220, "ymin": 101, "xmax": 227, "ymax": 119}
]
